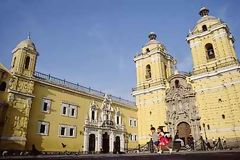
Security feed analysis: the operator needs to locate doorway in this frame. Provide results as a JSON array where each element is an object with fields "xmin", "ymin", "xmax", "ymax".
[
  {"xmin": 102, "ymin": 132, "xmax": 109, "ymax": 153},
  {"xmin": 177, "ymin": 122, "xmax": 191, "ymax": 145},
  {"xmin": 114, "ymin": 136, "xmax": 120, "ymax": 153},
  {"xmin": 89, "ymin": 134, "xmax": 95, "ymax": 152}
]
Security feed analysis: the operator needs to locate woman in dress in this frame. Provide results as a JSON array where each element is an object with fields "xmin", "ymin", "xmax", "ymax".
[{"xmin": 158, "ymin": 127, "xmax": 172, "ymax": 154}]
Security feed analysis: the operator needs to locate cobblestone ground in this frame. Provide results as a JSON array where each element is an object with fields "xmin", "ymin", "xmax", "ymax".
[{"xmin": 1, "ymin": 150, "xmax": 240, "ymax": 160}]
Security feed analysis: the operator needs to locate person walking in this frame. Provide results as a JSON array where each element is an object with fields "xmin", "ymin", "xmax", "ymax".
[
  {"xmin": 158, "ymin": 126, "xmax": 172, "ymax": 154},
  {"xmin": 212, "ymin": 137, "xmax": 216, "ymax": 150},
  {"xmin": 149, "ymin": 127, "xmax": 159, "ymax": 152},
  {"xmin": 189, "ymin": 134, "xmax": 194, "ymax": 150}
]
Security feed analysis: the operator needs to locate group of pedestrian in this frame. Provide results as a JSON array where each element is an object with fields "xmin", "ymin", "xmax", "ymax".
[
  {"xmin": 211, "ymin": 137, "xmax": 227, "ymax": 150},
  {"xmin": 150, "ymin": 126, "xmax": 172, "ymax": 154},
  {"xmin": 200, "ymin": 136, "xmax": 227, "ymax": 151}
]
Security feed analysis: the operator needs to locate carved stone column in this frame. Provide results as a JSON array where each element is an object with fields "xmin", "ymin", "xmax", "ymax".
[
  {"xmin": 83, "ymin": 129, "xmax": 89, "ymax": 153},
  {"xmin": 97, "ymin": 130, "xmax": 102, "ymax": 152},
  {"xmin": 109, "ymin": 131, "xmax": 114, "ymax": 152},
  {"xmin": 120, "ymin": 133, "xmax": 125, "ymax": 152}
]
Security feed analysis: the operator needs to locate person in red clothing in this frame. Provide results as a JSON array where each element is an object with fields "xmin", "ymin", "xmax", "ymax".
[{"xmin": 158, "ymin": 127, "xmax": 172, "ymax": 154}]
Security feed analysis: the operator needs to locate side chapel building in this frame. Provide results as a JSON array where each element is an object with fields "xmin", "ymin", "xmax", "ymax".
[{"xmin": 0, "ymin": 7, "xmax": 240, "ymax": 152}]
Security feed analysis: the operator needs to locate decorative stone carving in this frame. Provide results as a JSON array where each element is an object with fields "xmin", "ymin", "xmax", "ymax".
[
  {"xmin": 165, "ymin": 74, "xmax": 200, "ymax": 141},
  {"xmin": 84, "ymin": 94, "xmax": 125, "ymax": 153},
  {"xmin": 8, "ymin": 77, "xmax": 18, "ymax": 90},
  {"xmin": 16, "ymin": 79, "xmax": 34, "ymax": 94}
]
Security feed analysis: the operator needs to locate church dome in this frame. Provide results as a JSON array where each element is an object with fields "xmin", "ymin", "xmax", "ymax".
[
  {"xmin": 144, "ymin": 32, "xmax": 161, "ymax": 46},
  {"xmin": 189, "ymin": 7, "xmax": 223, "ymax": 34},
  {"xmin": 13, "ymin": 35, "xmax": 37, "ymax": 52},
  {"xmin": 197, "ymin": 6, "xmax": 221, "ymax": 24}
]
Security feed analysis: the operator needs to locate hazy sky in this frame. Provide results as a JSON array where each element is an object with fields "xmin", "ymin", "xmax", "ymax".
[{"xmin": 0, "ymin": 0, "xmax": 240, "ymax": 101}]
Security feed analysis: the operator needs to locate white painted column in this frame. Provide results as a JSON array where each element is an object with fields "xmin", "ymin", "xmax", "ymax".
[
  {"xmin": 95, "ymin": 133, "xmax": 98, "ymax": 152},
  {"xmin": 97, "ymin": 130, "xmax": 102, "ymax": 152},
  {"xmin": 109, "ymin": 131, "xmax": 114, "ymax": 152},
  {"xmin": 83, "ymin": 130, "xmax": 89, "ymax": 152},
  {"xmin": 120, "ymin": 134, "xmax": 125, "ymax": 152}
]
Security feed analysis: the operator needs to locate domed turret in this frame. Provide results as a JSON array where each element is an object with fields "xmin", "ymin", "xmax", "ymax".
[
  {"xmin": 199, "ymin": 7, "xmax": 209, "ymax": 17},
  {"xmin": 11, "ymin": 34, "xmax": 38, "ymax": 77},
  {"xmin": 13, "ymin": 34, "xmax": 36, "ymax": 53},
  {"xmin": 144, "ymin": 32, "xmax": 161, "ymax": 46}
]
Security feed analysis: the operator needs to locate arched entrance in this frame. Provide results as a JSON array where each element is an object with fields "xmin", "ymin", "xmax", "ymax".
[
  {"xmin": 89, "ymin": 134, "xmax": 95, "ymax": 152},
  {"xmin": 102, "ymin": 132, "xmax": 109, "ymax": 153},
  {"xmin": 114, "ymin": 136, "xmax": 120, "ymax": 153},
  {"xmin": 177, "ymin": 122, "xmax": 191, "ymax": 145}
]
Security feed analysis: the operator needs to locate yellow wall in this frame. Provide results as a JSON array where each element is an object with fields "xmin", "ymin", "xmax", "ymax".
[{"xmin": 25, "ymin": 81, "xmax": 138, "ymax": 152}]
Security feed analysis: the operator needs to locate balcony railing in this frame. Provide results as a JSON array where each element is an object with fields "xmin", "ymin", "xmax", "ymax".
[{"xmin": 34, "ymin": 71, "xmax": 135, "ymax": 107}]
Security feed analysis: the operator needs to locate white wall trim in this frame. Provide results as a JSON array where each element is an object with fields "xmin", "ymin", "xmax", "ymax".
[
  {"xmin": 0, "ymin": 136, "xmax": 26, "ymax": 141},
  {"xmin": 190, "ymin": 65, "xmax": 240, "ymax": 81},
  {"xmin": 132, "ymin": 85, "xmax": 165, "ymax": 96}
]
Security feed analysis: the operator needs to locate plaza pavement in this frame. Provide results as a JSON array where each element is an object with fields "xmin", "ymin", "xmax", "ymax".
[{"xmin": 1, "ymin": 150, "xmax": 240, "ymax": 160}]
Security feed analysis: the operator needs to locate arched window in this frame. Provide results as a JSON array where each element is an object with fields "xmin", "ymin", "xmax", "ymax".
[
  {"xmin": 175, "ymin": 80, "xmax": 180, "ymax": 88},
  {"xmin": 0, "ymin": 82, "xmax": 6, "ymax": 91},
  {"xmin": 202, "ymin": 25, "xmax": 207, "ymax": 31},
  {"xmin": 164, "ymin": 64, "xmax": 167, "ymax": 79},
  {"xmin": 25, "ymin": 56, "xmax": 30, "ymax": 69},
  {"xmin": 222, "ymin": 114, "xmax": 225, "ymax": 119},
  {"xmin": 91, "ymin": 110, "xmax": 95, "ymax": 120},
  {"xmin": 205, "ymin": 43, "xmax": 215, "ymax": 60},
  {"xmin": 207, "ymin": 124, "xmax": 210, "ymax": 130},
  {"xmin": 146, "ymin": 48, "xmax": 150, "ymax": 52},
  {"xmin": 115, "ymin": 111, "xmax": 121, "ymax": 125},
  {"xmin": 13, "ymin": 57, "xmax": 16, "ymax": 68},
  {"xmin": 146, "ymin": 64, "xmax": 151, "ymax": 79}
]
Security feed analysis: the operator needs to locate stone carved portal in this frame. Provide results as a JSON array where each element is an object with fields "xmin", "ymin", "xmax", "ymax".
[
  {"xmin": 165, "ymin": 74, "xmax": 201, "ymax": 142},
  {"xmin": 177, "ymin": 122, "xmax": 191, "ymax": 144},
  {"xmin": 84, "ymin": 94, "xmax": 125, "ymax": 153}
]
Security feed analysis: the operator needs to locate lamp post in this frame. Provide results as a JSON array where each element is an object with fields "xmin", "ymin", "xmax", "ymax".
[{"xmin": 202, "ymin": 123, "xmax": 207, "ymax": 140}]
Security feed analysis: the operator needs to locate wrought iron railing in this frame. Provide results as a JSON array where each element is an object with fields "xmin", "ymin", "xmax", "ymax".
[{"xmin": 34, "ymin": 71, "xmax": 135, "ymax": 107}]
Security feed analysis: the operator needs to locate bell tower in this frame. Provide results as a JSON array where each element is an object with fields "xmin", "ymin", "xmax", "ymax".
[
  {"xmin": 187, "ymin": 7, "xmax": 238, "ymax": 75},
  {"xmin": 0, "ymin": 36, "xmax": 38, "ymax": 150},
  {"xmin": 187, "ymin": 7, "xmax": 240, "ymax": 146},
  {"xmin": 11, "ymin": 35, "xmax": 38, "ymax": 77},
  {"xmin": 132, "ymin": 32, "xmax": 175, "ymax": 144}
]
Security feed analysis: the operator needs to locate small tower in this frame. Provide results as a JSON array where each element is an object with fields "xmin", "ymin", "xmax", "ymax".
[
  {"xmin": 132, "ymin": 32, "xmax": 175, "ymax": 144},
  {"xmin": 2, "ymin": 35, "xmax": 38, "ymax": 150},
  {"xmin": 133, "ymin": 32, "xmax": 175, "ymax": 87},
  {"xmin": 187, "ymin": 7, "xmax": 238, "ymax": 75},
  {"xmin": 11, "ymin": 35, "xmax": 38, "ymax": 77}
]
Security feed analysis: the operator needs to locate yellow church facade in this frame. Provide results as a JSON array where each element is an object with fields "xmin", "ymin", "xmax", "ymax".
[
  {"xmin": 1, "ymin": 6, "xmax": 240, "ymax": 153},
  {"xmin": 133, "ymin": 7, "xmax": 240, "ymax": 147}
]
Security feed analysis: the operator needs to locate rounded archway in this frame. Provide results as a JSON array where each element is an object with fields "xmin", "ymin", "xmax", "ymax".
[
  {"xmin": 114, "ymin": 136, "xmax": 121, "ymax": 153},
  {"xmin": 102, "ymin": 132, "xmax": 109, "ymax": 153},
  {"xmin": 177, "ymin": 122, "xmax": 191, "ymax": 145},
  {"xmin": 88, "ymin": 134, "xmax": 95, "ymax": 152}
]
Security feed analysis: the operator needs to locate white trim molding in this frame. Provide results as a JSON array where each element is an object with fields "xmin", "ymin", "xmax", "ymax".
[
  {"xmin": 190, "ymin": 65, "xmax": 240, "ymax": 81},
  {"xmin": 0, "ymin": 136, "xmax": 26, "ymax": 141},
  {"xmin": 132, "ymin": 85, "xmax": 165, "ymax": 96}
]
